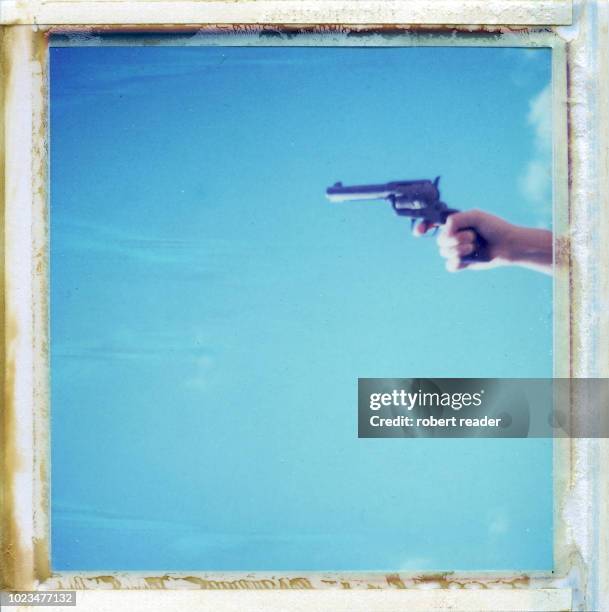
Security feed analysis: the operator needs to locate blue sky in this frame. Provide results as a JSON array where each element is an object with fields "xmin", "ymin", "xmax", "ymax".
[{"xmin": 50, "ymin": 43, "xmax": 553, "ymax": 571}]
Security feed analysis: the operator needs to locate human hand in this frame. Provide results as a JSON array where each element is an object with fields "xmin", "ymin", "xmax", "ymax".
[{"xmin": 414, "ymin": 210, "xmax": 553, "ymax": 274}]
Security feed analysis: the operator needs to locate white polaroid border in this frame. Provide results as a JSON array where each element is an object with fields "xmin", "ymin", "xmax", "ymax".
[{"xmin": 2, "ymin": 1, "xmax": 608, "ymax": 611}]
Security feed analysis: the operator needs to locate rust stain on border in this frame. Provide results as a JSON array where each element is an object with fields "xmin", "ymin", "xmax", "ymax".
[
  {"xmin": 32, "ymin": 22, "xmax": 51, "ymax": 585},
  {"xmin": 44, "ymin": 22, "xmax": 539, "ymax": 38},
  {"xmin": 0, "ymin": 27, "xmax": 27, "ymax": 591},
  {"xmin": 0, "ymin": 28, "xmax": 7, "ymax": 590},
  {"xmin": 1, "ymin": 302, "xmax": 26, "ymax": 589},
  {"xmin": 565, "ymin": 44, "xmax": 576, "ymax": 484},
  {"xmin": 1, "ymin": 24, "xmax": 51, "ymax": 590},
  {"xmin": 45, "ymin": 570, "xmax": 539, "ymax": 591}
]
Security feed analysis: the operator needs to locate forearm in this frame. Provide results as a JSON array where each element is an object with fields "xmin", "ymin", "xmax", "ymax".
[
  {"xmin": 435, "ymin": 210, "xmax": 554, "ymax": 275},
  {"xmin": 506, "ymin": 226, "xmax": 553, "ymax": 275}
]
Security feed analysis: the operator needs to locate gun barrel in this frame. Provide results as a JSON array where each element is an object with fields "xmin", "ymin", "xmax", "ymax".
[{"xmin": 325, "ymin": 182, "xmax": 394, "ymax": 203}]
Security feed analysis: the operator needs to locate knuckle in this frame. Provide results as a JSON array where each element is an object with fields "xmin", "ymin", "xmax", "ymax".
[
  {"xmin": 445, "ymin": 218, "xmax": 459, "ymax": 236},
  {"xmin": 460, "ymin": 243, "xmax": 474, "ymax": 256}
]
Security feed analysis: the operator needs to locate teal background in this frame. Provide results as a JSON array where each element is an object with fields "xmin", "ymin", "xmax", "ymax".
[{"xmin": 50, "ymin": 44, "xmax": 553, "ymax": 571}]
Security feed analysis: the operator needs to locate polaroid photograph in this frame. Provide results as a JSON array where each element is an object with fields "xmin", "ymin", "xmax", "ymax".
[{"xmin": 1, "ymin": 1, "xmax": 607, "ymax": 611}]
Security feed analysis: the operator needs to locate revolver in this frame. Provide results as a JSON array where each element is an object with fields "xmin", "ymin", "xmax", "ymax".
[{"xmin": 325, "ymin": 177, "xmax": 488, "ymax": 263}]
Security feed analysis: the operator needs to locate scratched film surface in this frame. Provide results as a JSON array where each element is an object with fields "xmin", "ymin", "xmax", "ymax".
[{"xmin": 50, "ymin": 44, "xmax": 553, "ymax": 571}]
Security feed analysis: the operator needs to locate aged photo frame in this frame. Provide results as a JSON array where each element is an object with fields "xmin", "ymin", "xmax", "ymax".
[{"xmin": 1, "ymin": 1, "xmax": 608, "ymax": 611}]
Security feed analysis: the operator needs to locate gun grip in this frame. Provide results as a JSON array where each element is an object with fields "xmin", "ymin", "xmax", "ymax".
[
  {"xmin": 442, "ymin": 209, "xmax": 491, "ymax": 264},
  {"xmin": 462, "ymin": 231, "xmax": 490, "ymax": 264}
]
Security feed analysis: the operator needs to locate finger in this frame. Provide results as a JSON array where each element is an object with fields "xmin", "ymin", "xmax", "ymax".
[
  {"xmin": 444, "ymin": 210, "xmax": 482, "ymax": 238},
  {"xmin": 439, "ymin": 242, "xmax": 475, "ymax": 259},
  {"xmin": 446, "ymin": 257, "xmax": 469, "ymax": 272},
  {"xmin": 437, "ymin": 229, "xmax": 476, "ymax": 248},
  {"xmin": 413, "ymin": 220, "xmax": 435, "ymax": 236}
]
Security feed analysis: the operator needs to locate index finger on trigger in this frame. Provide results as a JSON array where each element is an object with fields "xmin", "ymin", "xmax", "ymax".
[
  {"xmin": 413, "ymin": 220, "xmax": 434, "ymax": 236},
  {"xmin": 437, "ymin": 228, "xmax": 476, "ymax": 247}
]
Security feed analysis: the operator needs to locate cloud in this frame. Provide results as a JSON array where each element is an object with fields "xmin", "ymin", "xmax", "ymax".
[
  {"xmin": 504, "ymin": 47, "xmax": 550, "ymax": 88},
  {"xmin": 54, "ymin": 501, "xmax": 198, "ymax": 532},
  {"xmin": 395, "ymin": 557, "xmax": 433, "ymax": 570},
  {"xmin": 518, "ymin": 84, "xmax": 552, "ymax": 219},
  {"xmin": 53, "ymin": 218, "xmax": 233, "ymax": 269},
  {"xmin": 53, "ymin": 326, "xmax": 215, "ymax": 369},
  {"xmin": 488, "ymin": 514, "xmax": 509, "ymax": 536},
  {"xmin": 184, "ymin": 354, "xmax": 215, "ymax": 391},
  {"xmin": 52, "ymin": 49, "xmax": 331, "ymax": 105},
  {"xmin": 528, "ymin": 84, "xmax": 552, "ymax": 153}
]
